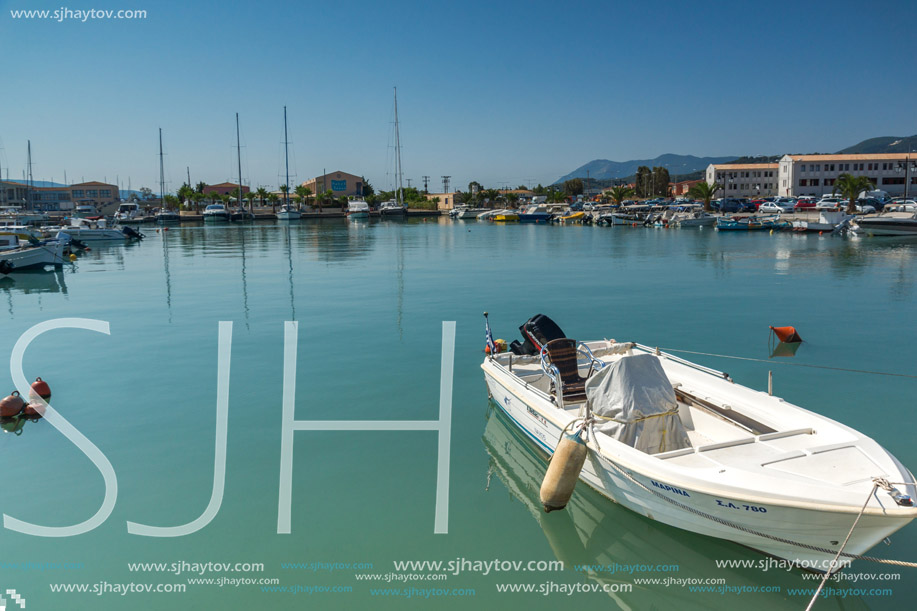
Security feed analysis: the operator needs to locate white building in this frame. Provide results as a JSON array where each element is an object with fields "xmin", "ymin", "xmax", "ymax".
[
  {"xmin": 778, "ymin": 153, "xmax": 917, "ymax": 198},
  {"xmin": 705, "ymin": 163, "xmax": 779, "ymax": 198}
]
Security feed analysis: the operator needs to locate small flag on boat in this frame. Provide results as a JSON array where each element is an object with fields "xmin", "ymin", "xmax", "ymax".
[{"xmin": 484, "ymin": 313, "xmax": 496, "ymax": 355}]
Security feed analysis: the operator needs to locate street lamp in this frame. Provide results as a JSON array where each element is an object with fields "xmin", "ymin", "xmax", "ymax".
[{"xmin": 896, "ymin": 154, "xmax": 917, "ymax": 200}]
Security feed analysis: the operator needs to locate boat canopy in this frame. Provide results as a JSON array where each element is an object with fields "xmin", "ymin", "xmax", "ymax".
[{"xmin": 585, "ymin": 354, "xmax": 691, "ymax": 454}]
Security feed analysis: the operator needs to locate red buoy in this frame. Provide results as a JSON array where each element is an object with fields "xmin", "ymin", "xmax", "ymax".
[
  {"xmin": 770, "ymin": 326, "xmax": 803, "ymax": 343},
  {"xmin": 0, "ymin": 391, "xmax": 25, "ymax": 418},
  {"xmin": 30, "ymin": 377, "xmax": 51, "ymax": 401}
]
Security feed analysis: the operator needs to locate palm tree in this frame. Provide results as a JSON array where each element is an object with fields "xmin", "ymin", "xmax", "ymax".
[
  {"xmin": 294, "ymin": 185, "xmax": 310, "ymax": 211},
  {"xmin": 191, "ymin": 191, "xmax": 204, "ymax": 213},
  {"xmin": 833, "ymin": 174, "xmax": 874, "ymax": 214},
  {"xmin": 267, "ymin": 192, "xmax": 279, "ymax": 212},
  {"xmin": 255, "ymin": 187, "xmax": 268, "ymax": 210},
  {"xmin": 279, "ymin": 184, "xmax": 290, "ymax": 208},
  {"xmin": 688, "ymin": 181, "xmax": 721, "ymax": 212},
  {"xmin": 607, "ymin": 185, "xmax": 635, "ymax": 207}
]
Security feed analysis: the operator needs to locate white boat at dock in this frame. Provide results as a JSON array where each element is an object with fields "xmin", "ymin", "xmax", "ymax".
[
  {"xmin": 481, "ymin": 314, "xmax": 917, "ymax": 568},
  {"xmin": 792, "ymin": 209, "xmax": 850, "ymax": 233},
  {"xmin": 346, "ymin": 200, "xmax": 371, "ymax": 219},
  {"xmin": 852, "ymin": 212, "xmax": 917, "ymax": 236},
  {"xmin": 203, "ymin": 203, "xmax": 231, "ymax": 222},
  {"xmin": 57, "ymin": 217, "xmax": 136, "ymax": 241},
  {"xmin": 113, "ymin": 202, "xmax": 144, "ymax": 223},
  {"xmin": 276, "ymin": 204, "xmax": 301, "ymax": 220},
  {"xmin": 380, "ymin": 200, "xmax": 407, "ymax": 216},
  {"xmin": 453, "ymin": 207, "xmax": 488, "ymax": 219},
  {"xmin": 0, "ymin": 233, "xmax": 68, "ymax": 273}
]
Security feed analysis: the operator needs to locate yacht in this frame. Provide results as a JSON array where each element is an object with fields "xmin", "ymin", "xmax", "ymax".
[
  {"xmin": 203, "ymin": 203, "xmax": 231, "ymax": 222},
  {"xmin": 346, "ymin": 200, "xmax": 371, "ymax": 220},
  {"xmin": 276, "ymin": 204, "xmax": 301, "ymax": 220}
]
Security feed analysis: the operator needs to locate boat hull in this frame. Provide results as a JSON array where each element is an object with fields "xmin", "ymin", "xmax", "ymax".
[
  {"xmin": 0, "ymin": 241, "xmax": 67, "ymax": 272},
  {"xmin": 481, "ymin": 359, "xmax": 915, "ymax": 568},
  {"xmin": 57, "ymin": 228, "xmax": 127, "ymax": 241},
  {"xmin": 855, "ymin": 219, "xmax": 917, "ymax": 236}
]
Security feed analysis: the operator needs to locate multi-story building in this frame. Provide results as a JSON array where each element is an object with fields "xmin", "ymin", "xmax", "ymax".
[
  {"xmin": 1, "ymin": 179, "xmax": 118, "ymax": 211},
  {"xmin": 69, "ymin": 181, "xmax": 119, "ymax": 207},
  {"xmin": 705, "ymin": 164, "xmax": 779, "ymax": 198},
  {"xmin": 203, "ymin": 182, "xmax": 250, "ymax": 197},
  {"xmin": 301, "ymin": 171, "xmax": 365, "ymax": 198},
  {"xmin": 778, "ymin": 154, "xmax": 917, "ymax": 198}
]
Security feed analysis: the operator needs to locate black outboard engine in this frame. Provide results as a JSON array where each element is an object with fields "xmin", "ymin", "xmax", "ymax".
[
  {"xmin": 122, "ymin": 226, "xmax": 144, "ymax": 240},
  {"xmin": 0, "ymin": 259, "xmax": 13, "ymax": 275},
  {"xmin": 510, "ymin": 314, "xmax": 567, "ymax": 356}
]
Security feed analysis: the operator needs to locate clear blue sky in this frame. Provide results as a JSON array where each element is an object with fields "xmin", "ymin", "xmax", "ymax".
[{"xmin": 1, "ymin": 0, "xmax": 914, "ymax": 193}]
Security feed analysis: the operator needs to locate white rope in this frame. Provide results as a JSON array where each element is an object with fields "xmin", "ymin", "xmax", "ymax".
[{"xmin": 658, "ymin": 347, "xmax": 917, "ymax": 379}]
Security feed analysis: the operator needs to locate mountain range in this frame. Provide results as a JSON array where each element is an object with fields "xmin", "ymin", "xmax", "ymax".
[{"xmin": 555, "ymin": 135, "xmax": 917, "ymax": 184}]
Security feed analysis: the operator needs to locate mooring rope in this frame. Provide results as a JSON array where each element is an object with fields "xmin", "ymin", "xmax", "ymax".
[{"xmin": 658, "ymin": 348, "xmax": 917, "ymax": 379}]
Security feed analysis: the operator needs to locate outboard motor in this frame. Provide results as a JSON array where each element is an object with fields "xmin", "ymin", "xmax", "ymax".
[
  {"xmin": 0, "ymin": 259, "xmax": 13, "ymax": 275},
  {"xmin": 511, "ymin": 314, "xmax": 567, "ymax": 355},
  {"xmin": 122, "ymin": 226, "xmax": 145, "ymax": 240}
]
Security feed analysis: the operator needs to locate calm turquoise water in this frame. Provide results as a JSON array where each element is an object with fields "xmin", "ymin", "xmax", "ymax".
[{"xmin": 2, "ymin": 218, "xmax": 916, "ymax": 610}]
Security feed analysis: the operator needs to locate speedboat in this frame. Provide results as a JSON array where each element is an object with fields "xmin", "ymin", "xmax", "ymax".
[
  {"xmin": 346, "ymin": 200, "xmax": 371, "ymax": 219},
  {"xmin": 113, "ymin": 202, "xmax": 144, "ymax": 223},
  {"xmin": 481, "ymin": 314, "xmax": 917, "ymax": 568},
  {"xmin": 0, "ymin": 234, "xmax": 68, "ymax": 273},
  {"xmin": 156, "ymin": 208, "xmax": 181, "ymax": 224},
  {"xmin": 517, "ymin": 204, "xmax": 553, "ymax": 224},
  {"xmin": 276, "ymin": 204, "xmax": 301, "ymax": 220},
  {"xmin": 57, "ymin": 217, "xmax": 134, "ymax": 241},
  {"xmin": 380, "ymin": 200, "xmax": 407, "ymax": 216},
  {"xmin": 456, "ymin": 207, "xmax": 488, "ymax": 219},
  {"xmin": 492, "ymin": 210, "xmax": 520, "ymax": 222},
  {"xmin": 852, "ymin": 212, "xmax": 917, "ymax": 236},
  {"xmin": 558, "ymin": 211, "xmax": 586, "ymax": 223},
  {"xmin": 792, "ymin": 210, "xmax": 849, "ymax": 233},
  {"xmin": 203, "ymin": 203, "xmax": 231, "ymax": 222},
  {"xmin": 716, "ymin": 216, "xmax": 787, "ymax": 231}
]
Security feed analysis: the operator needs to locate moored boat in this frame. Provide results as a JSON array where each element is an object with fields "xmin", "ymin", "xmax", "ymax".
[
  {"xmin": 481, "ymin": 313, "xmax": 917, "ymax": 568},
  {"xmin": 852, "ymin": 212, "xmax": 917, "ymax": 236},
  {"xmin": 0, "ymin": 234, "xmax": 69, "ymax": 273},
  {"xmin": 203, "ymin": 203, "xmax": 231, "ymax": 222},
  {"xmin": 346, "ymin": 200, "xmax": 371, "ymax": 219},
  {"xmin": 57, "ymin": 217, "xmax": 135, "ymax": 241},
  {"xmin": 276, "ymin": 204, "xmax": 301, "ymax": 220}
]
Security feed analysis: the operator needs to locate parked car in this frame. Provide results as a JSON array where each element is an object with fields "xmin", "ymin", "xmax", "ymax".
[
  {"xmin": 854, "ymin": 203, "xmax": 876, "ymax": 214},
  {"xmin": 815, "ymin": 196, "xmax": 847, "ymax": 210},
  {"xmin": 712, "ymin": 198, "xmax": 747, "ymax": 213},
  {"xmin": 757, "ymin": 202, "xmax": 784, "ymax": 214},
  {"xmin": 857, "ymin": 197, "xmax": 884, "ymax": 212},
  {"xmin": 794, "ymin": 197, "xmax": 817, "ymax": 210},
  {"xmin": 749, "ymin": 199, "xmax": 767, "ymax": 210}
]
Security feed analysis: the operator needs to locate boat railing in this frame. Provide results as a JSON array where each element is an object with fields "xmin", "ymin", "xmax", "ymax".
[{"xmin": 634, "ymin": 342, "xmax": 731, "ymax": 380}]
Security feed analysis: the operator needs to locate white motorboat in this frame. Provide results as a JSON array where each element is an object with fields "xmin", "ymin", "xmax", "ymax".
[
  {"xmin": 380, "ymin": 200, "xmax": 407, "ymax": 216},
  {"xmin": 57, "ymin": 217, "xmax": 134, "ymax": 241},
  {"xmin": 276, "ymin": 204, "xmax": 301, "ymax": 220},
  {"xmin": 669, "ymin": 205, "xmax": 717, "ymax": 227},
  {"xmin": 456, "ymin": 207, "xmax": 488, "ymax": 219},
  {"xmin": 481, "ymin": 314, "xmax": 917, "ymax": 569},
  {"xmin": 346, "ymin": 200, "xmax": 370, "ymax": 219},
  {"xmin": 113, "ymin": 202, "xmax": 144, "ymax": 223},
  {"xmin": 852, "ymin": 212, "xmax": 917, "ymax": 236},
  {"xmin": 203, "ymin": 203, "xmax": 231, "ymax": 222},
  {"xmin": 792, "ymin": 209, "xmax": 849, "ymax": 233},
  {"xmin": 0, "ymin": 234, "xmax": 68, "ymax": 273}
]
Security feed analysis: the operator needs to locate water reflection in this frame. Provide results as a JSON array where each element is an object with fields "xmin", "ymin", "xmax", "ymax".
[
  {"xmin": 481, "ymin": 404, "xmax": 864, "ymax": 610},
  {"xmin": 0, "ymin": 269, "xmax": 69, "ymax": 317}
]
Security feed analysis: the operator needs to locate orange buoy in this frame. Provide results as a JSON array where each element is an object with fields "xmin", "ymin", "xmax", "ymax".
[
  {"xmin": 770, "ymin": 326, "xmax": 803, "ymax": 343},
  {"xmin": 0, "ymin": 391, "xmax": 25, "ymax": 418},
  {"xmin": 30, "ymin": 377, "xmax": 51, "ymax": 401}
]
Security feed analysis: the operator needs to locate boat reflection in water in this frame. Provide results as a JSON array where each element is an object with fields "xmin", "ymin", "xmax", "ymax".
[{"xmin": 481, "ymin": 404, "xmax": 865, "ymax": 610}]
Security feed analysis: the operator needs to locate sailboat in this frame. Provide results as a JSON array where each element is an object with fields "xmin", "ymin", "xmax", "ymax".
[
  {"xmin": 276, "ymin": 106, "xmax": 301, "ymax": 221},
  {"xmin": 156, "ymin": 129, "xmax": 181, "ymax": 223},
  {"xmin": 230, "ymin": 113, "xmax": 254, "ymax": 221},
  {"xmin": 380, "ymin": 87, "xmax": 407, "ymax": 217}
]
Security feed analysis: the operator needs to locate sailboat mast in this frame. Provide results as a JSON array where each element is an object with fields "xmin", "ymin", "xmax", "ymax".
[
  {"xmin": 159, "ymin": 128, "xmax": 166, "ymax": 209},
  {"xmin": 393, "ymin": 87, "xmax": 403, "ymax": 207},
  {"xmin": 284, "ymin": 105, "xmax": 290, "ymax": 207},
  {"xmin": 26, "ymin": 140, "xmax": 33, "ymax": 210},
  {"xmin": 236, "ymin": 113, "xmax": 245, "ymax": 213}
]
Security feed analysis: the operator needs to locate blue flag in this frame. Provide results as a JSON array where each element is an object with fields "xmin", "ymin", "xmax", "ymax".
[{"xmin": 485, "ymin": 318, "xmax": 496, "ymax": 354}]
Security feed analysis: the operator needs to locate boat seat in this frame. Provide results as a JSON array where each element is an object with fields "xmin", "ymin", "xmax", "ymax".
[{"xmin": 542, "ymin": 338, "xmax": 591, "ymax": 403}]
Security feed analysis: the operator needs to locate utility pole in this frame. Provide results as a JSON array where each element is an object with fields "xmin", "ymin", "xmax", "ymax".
[
  {"xmin": 422, "ymin": 175, "xmax": 430, "ymax": 193},
  {"xmin": 406, "ymin": 178, "xmax": 412, "ymax": 189},
  {"xmin": 441, "ymin": 175, "xmax": 450, "ymax": 193}
]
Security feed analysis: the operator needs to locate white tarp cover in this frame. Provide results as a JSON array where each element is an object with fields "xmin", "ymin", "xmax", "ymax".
[{"xmin": 585, "ymin": 354, "xmax": 691, "ymax": 454}]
